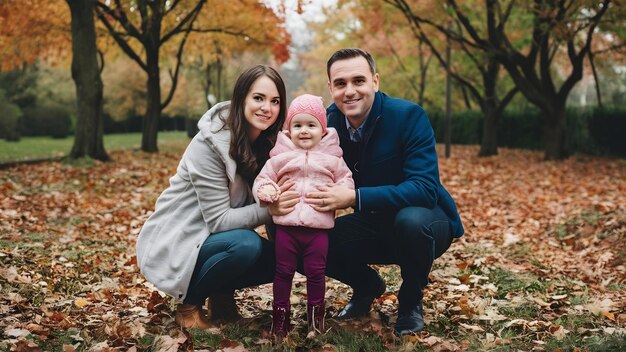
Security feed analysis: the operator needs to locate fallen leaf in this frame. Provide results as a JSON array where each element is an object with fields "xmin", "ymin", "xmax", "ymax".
[
  {"xmin": 550, "ymin": 325, "xmax": 569, "ymax": 341},
  {"xmin": 153, "ymin": 335, "xmax": 187, "ymax": 352},
  {"xmin": 73, "ymin": 298, "xmax": 91, "ymax": 308},
  {"xmin": 4, "ymin": 328, "xmax": 31, "ymax": 338},
  {"xmin": 420, "ymin": 335, "xmax": 443, "ymax": 346},
  {"xmin": 459, "ymin": 323, "xmax": 484, "ymax": 332}
]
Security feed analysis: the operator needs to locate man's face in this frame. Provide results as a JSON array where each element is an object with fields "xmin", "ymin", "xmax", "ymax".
[{"xmin": 328, "ymin": 56, "xmax": 379, "ymax": 127}]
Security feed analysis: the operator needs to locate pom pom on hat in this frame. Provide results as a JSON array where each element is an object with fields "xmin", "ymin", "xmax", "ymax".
[{"xmin": 285, "ymin": 94, "xmax": 327, "ymax": 134}]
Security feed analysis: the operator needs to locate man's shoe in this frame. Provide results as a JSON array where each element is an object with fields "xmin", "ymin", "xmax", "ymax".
[
  {"xmin": 335, "ymin": 276, "xmax": 386, "ymax": 320},
  {"xmin": 394, "ymin": 302, "xmax": 424, "ymax": 335}
]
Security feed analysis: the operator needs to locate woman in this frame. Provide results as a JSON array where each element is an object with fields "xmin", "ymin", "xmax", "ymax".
[{"xmin": 136, "ymin": 65, "xmax": 286, "ymax": 329}]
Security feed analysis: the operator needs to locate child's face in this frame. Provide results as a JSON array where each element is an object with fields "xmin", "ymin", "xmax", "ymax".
[{"xmin": 289, "ymin": 113, "xmax": 323, "ymax": 150}]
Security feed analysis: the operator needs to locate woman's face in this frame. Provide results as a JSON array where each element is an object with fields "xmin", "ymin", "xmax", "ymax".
[{"xmin": 244, "ymin": 76, "xmax": 281, "ymax": 142}]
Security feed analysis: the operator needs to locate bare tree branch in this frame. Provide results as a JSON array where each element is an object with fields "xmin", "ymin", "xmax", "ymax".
[
  {"xmin": 95, "ymin": 3, "xmax": 147, "ymax": 71},
  {"xmin": 161, "ymin": 0, "xmax": 206, "ymax": 43}
]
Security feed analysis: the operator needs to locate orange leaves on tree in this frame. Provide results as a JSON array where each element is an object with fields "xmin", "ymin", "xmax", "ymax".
[
  {"xmin": 273, "ymin": 41, "xmax": 290, "ymax": 65},
  {"xmin": 185, "ymin": 0, "xmax": 290, "ymax": 64},
  {"xmin": 0, "ymin": 0, "xmax": 71, "ymax": 71}
]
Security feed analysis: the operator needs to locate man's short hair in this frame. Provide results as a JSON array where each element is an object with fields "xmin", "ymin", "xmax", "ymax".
[{"xmin": 326, "ymin": 48, "xmax": 377, "ymax": 79}]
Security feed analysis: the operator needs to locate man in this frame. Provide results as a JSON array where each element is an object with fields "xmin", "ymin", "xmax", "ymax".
[{"xmin": 303, "ymin": 48, "xmax": 465, "ymax": 335}]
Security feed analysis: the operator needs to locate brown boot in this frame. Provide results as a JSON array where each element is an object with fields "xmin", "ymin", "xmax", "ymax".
[
  {"xmin": 271, "ymin": 305, "xmax": 291, "ymax": 341},
  {"xmin": 175, "ymin": 304, "xmax": 215, "ymax": 330},
  {"xmin": 307, "ymin": 302, "xmax": 326, "ymax": 333},
  {"xmin": 209, "ymin": 291, "xmax": 243, "ymax": 323}
]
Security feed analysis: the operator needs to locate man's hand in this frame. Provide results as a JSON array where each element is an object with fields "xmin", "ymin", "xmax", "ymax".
[
  {"xmin": 267, "ymin": 180, "xmax": 298, "ymax": 216},
  {"xmin": 306, "ymin": 185, "xmax": 356, "ymax": 212}
]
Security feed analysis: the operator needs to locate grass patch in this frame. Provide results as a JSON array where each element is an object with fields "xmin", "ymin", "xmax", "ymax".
[
  {"xmin": 34, "ymin": 328, "xmax": 82, "ymax": 351},
  {"xmin": 428, "ymin": 314, "xmax": 457, "ymax": 336},
  {"xmin": 500, "ymin": 303, "xmax": 541, "ymax": 320},
  {"xmin": 585, "ymin": 334, "xmax": 626, "ymax": 352},
  {"xmin": 320, "ymin": 330, "xmax": 388, "ymax": 352},
  {"xmin": 543, "ymin": 326, "xmax": 626, "ymax": 352},
  {"xmin": 554, "ymin": 210, "xmax": 602, "ymax": 239},
  {"xmin": 222, "ymin": 324, "xmax": 265, "ymax": 349},
  {"xmin": 554, "ymin": 313, "xmax": 600, "ymax": 331},
  {"xmin": 489, "ymin": 268, "xmax": 546, "ymax": 298},
  {"xmin": 189, "ymin": 330, "xmax": 222, "ymax": 350},
  {"xmin": 136, "ymin": 334, "xmax": 156, "ymax": 350},
  {"xmin": 510, "ymin": 243, "xmax": 532, "ymax": 258},
  {"xmin": 0, "ymin": 131, "xmax": 189, "ymax": 163}
]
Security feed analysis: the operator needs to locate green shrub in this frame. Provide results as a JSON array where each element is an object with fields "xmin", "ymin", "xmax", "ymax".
[
  {"xmin": 0, "ymin": 89, "xmax": 22, "ymax": 141},
  {"xmin": 453, "ymin": 110, "xmax": 483, "ymax": 144},
  {"xmin": 587, "ymin": 107, "xmax": 626, "ymax": 157},
  {"xmin": 20, "ymin": 105, "xmax": 72, "ymax": 138},
  {"xmin": 428, "ymin": 106, "xmax": 625, "ymax": 157},
  {"xmin": 428, "ymin": 109, "xmax": 482, "ymax": 145},
  {"xmin": 498, "ymin": 108, "xmax": 544, "ymax": 150},
  {"xmin": 47, "ymin": 107, "xmax": 72, "ymax": 138},
  {"xmin": 186, "ymin": 117, "xmax": 199, "ymax": 138}
]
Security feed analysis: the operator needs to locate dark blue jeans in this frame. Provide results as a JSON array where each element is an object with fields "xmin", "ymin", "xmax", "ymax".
[
  {"xmin": 183, "ymin": 228, "xmax": 276, "ymax": 305},
  {"xmin": 325, "ymin": 206, "xmax": 454, "ymax": 307}
]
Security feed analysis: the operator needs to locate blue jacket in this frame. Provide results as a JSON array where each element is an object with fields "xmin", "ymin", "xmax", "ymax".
[{"xmin": 327, "ymin": 91, "xmax": 464, "ymax": 238}]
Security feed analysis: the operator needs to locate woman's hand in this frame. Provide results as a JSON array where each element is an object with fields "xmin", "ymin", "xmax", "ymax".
[{"xmin": 267, "ymin": 180, "xmax": 298, "ymax": 216}]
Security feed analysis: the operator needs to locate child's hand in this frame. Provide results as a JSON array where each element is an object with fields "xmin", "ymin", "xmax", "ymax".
[{"xmin": 257, "ymin": 183, "xmax": 281, "ymax": 203}]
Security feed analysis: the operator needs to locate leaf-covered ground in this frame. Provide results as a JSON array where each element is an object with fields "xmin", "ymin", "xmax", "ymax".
[{"xmin": 1, "ymin": 145, "xmax": 624, "ymax": 351}]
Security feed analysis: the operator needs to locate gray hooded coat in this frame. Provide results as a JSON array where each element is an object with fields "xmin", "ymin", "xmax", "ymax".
[{"xmin": 136, "ymin": 102, "xmax": 270, "ymax": 301}]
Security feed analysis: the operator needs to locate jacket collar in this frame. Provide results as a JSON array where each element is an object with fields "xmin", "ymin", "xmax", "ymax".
[{"xmin": 363, "ymin": 91, "xmax": 384, "ymax": 131}]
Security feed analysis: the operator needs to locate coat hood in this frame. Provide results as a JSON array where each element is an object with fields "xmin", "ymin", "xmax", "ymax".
[
  {"xmin": 198, "ymin": 101, "xmax": 230, "ymax": 138},
  {"xmin": 196, "ymin": 101, "xmax": 236, "ymax": 182},
  {"xmin": 270, "ymin": 127, "xmax": 343, "ymax": 158}
]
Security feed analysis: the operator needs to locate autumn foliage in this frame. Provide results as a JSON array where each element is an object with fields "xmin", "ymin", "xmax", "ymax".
[
  {"xmin": 0, "ymin": 0, "xmax": 70, "ymax": 71},
  {"xmin": 1, "ymin": 144, "xmax": 624, "ymax": 350}
]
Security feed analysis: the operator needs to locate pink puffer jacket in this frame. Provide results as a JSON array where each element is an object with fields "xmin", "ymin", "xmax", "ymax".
[{"xmin": 253, "ymin": 128, "xmax": 354, "ymax": 229}]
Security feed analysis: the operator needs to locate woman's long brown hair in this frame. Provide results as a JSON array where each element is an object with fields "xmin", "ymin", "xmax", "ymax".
[{"xmin": 218, "ymin": 65, "xmax": 286, "ymax": 186}]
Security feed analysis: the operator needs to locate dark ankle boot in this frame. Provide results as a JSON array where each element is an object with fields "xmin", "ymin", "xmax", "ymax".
[
  {"xmin": 307, "ymin": 303, "xmax": 326, "ymax": 333},
  {"xmin": 394, "ymin": 301, "xmax": 424, "ymax": 336},
  {"xmin": 271, "ymin": 305, "xmax": 291, "ymax": 340},
  {"xmin": 209, "ymin": 291, "xmax": 242, "ymax": 323},
  {"xmin": 336, "ymin": 275, "xmax": 386, "ymax": 320}
]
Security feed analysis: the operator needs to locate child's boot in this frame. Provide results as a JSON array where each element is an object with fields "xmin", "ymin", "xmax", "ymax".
[
  {"xmin": 307, "ymin": 302, "xmax": 326, "ymax": 333},
  {"xmin": 271, "ymin": 304, "xmax": 291, "ymax": 340}
]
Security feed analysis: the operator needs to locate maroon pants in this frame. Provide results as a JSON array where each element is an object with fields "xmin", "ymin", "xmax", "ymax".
[{"xmin": 273, "ymin": 225, "xmax": 328, "ymax": 307}]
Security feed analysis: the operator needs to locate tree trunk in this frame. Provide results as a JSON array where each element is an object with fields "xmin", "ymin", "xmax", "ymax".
[
  {"xmin": 142, "ymin": 47, "xmax": 161, "ymax": 153},
  {"xmin": 67, "ymin": 0, "xmax": 109, "ymax": 161},
  {"xmin": 478, "ymin": 57, "xmax": 503, "ymax": 157},
  {"xmin": 542, "ymin": 105, "xmax": 568, "ymax": 160},
  {"xmin": 479, "ymin": 107, "xmax": 498, "ymax": 156}
]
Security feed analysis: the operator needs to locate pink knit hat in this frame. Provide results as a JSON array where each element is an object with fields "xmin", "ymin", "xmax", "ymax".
[{"xmin": 285, "ymin": 94, "xmax": 327, "ymax": 134}]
